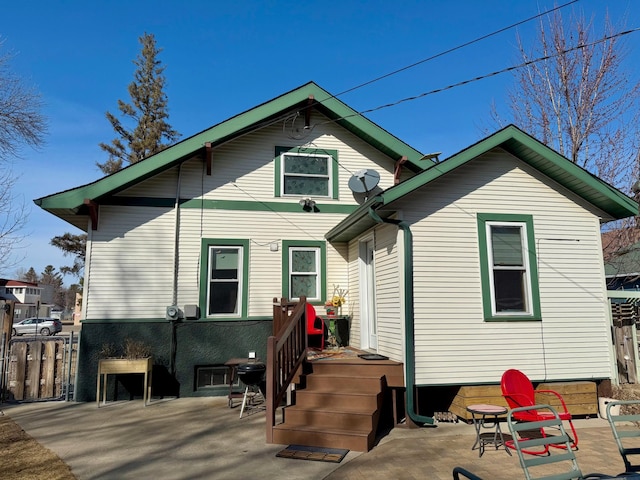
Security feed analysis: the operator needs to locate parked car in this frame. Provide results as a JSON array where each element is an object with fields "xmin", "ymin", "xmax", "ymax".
[{"xmin": 12, "ymin": 317, "xmax": 62, "ymax": 336}]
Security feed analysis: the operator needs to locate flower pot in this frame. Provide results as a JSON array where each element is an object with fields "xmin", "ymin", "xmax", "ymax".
[{"xmin": 598, "ymin": 396, "xmax": 620, "ymax": 419}]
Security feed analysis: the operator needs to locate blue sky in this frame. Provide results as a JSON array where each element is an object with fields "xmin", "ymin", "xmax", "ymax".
[{"xmin": 2, "ymin": 0, "xmax": 639, "ymax": 283}]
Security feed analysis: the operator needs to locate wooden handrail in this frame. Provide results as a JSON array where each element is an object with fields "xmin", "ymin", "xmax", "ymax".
[{"xmin": 266, "ymin": 297, "xmax": 307, "ymax": 443}]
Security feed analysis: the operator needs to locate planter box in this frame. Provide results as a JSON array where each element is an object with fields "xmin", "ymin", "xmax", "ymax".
[{"xmin": 97, "ymin": 357, "xmax": 153, "ymax": 406}]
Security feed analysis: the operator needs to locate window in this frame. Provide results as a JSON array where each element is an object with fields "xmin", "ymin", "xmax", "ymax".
[
  {"xmin": 274, "ymin": 147, "xmax": 338, "ymax": 199},
  {"xmin": 282, "ymin": 240, "xmax": 326, "ymax": 302},
  {"xmin": 477, "ymin": 214, "xmax": 541, "ymax": 321},
  {"xmin": 196, "ymin": 365, "xmax": 238, "ymax": 390},
  {"xmin": 199, "ymin": 239, "xmax": 249, "ymax": 318}
]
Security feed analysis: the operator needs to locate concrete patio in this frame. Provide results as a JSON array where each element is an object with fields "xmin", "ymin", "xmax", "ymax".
[{"xmin": 0, "ymin": 397, "xmax": 631, "ymax": 479}]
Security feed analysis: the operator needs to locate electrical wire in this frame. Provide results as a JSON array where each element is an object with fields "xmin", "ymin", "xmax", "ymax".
[
  {"xmin": 316, "ymin": 26, "xmax": 640, "ymax": 126},
  {"xmin": 206, "ymin": 0, "xmax": 581, "ymax": 148},
  {"xmin": 330, "ymin": 0, "xmax": 581, "ymax": 99}
]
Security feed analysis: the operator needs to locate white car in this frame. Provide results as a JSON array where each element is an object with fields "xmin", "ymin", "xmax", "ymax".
[{"xmin": 12, "ymin": 317, "xmax": 62, "ymax": 336}]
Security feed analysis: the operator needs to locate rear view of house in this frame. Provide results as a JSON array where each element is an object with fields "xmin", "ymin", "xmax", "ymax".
[
  {"xmin": 35, "ymin": 82, "xmax": 428, "ymax": 401},
  {"xmin": 36, "ymin": 83, "xmax": 636, "ymax": 432}
]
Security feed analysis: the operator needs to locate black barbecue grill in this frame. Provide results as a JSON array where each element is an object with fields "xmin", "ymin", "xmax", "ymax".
[{"xmin": 236, "ymin": 362, "xmax": 266, "ymax": 418}]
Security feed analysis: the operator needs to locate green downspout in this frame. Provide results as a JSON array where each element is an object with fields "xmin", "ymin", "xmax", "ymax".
[{"xmin": 368, "ymin": 206, "xmax": 434, "ymax": 426}]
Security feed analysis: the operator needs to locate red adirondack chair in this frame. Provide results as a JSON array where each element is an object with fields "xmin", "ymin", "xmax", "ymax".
[
  {"xmin": 501, "ymin": 369, "xmax": 578, "ymax": 454},
  {"xmin": 305, "ymin": 303, "xmax": 324, "ymax": 350}
]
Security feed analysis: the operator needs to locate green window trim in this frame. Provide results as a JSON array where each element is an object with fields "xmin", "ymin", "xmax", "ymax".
[
  {"xmin": 477, "ymin": 213, "xmax": 541, "ymax": 321},
  {"xmin": 282, "ymin": 240, "xmax": 327, "ymax": 303},
  {"xmin": 199, "ymin": 239, "xmax": 249, "ymax": 319},
  {"xmin": 274, "ymin": 146, "xmax": 339, "ymax": 199}
]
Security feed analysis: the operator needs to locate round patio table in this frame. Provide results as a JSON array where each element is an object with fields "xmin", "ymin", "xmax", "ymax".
[{"xmin": 466, "ymin": 404, "xmax": 511, "ymax": 457}]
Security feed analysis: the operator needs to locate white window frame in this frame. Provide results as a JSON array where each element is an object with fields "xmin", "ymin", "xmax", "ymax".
[
  {"xmin": 206, "ymin": 245, "xmax": 244, "ymax": 317},
  {"xmin": 486, "ymin": 221, "xmax": 533, "ymax": 316},
  {"xmin": 280, "ymin": 152, "xmax": 333, "ymax": 198},
  {"xmin": 288, "ymin": 246, "xmax": 321, "ymax": 301}
]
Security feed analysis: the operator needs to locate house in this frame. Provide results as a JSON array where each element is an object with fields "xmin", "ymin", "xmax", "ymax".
[
  {"xmin": 34, "ymin": 82, "xmax": 428, "ymax": 402},
  {"xmin": 35, "ymin": 82, "xmax": 636, "ymax": 428},
  {"xmin": 0, "ymin": 279, "xmax": 51, "ymax": 321}
]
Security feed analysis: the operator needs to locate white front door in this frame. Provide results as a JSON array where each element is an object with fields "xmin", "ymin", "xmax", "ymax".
[{"xmin": 359, "ymin": 238, "xmax": 378, "ymax": 351}]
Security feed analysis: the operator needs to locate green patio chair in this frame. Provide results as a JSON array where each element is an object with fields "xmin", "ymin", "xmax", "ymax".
[
  {"xmin": 507, "ymin": 404, "xmax": 611, "ymax": 480},
  {"xmin": 606, "ymin": 400, "xmax": 640, "ymax": 473},
  {"xmin": 452, "ymin": 466, "xmax": 484, "ymax": 480}
]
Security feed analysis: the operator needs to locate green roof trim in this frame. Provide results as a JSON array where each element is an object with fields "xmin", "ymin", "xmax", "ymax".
[
  {"xmin": 34, "ymin": 82, "xmax": 425, "ymax": 231},
  {"xmin": 327, "ymin": 125, "xmax": 638, "ymax": 243}
]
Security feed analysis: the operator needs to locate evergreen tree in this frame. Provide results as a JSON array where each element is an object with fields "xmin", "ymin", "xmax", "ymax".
[
  {"xmin": 20, "ymin": 267, "xmax": 39, "ymax": 283},
  {"xmin": 97, "ymin": 32, "xmax": 180, "ymax": 174},
  {"xmin": 40, "ymin": 265, "xmax": 64, "ymax": 307},
  {"xmin": 50, "ymin": 232, "xmax": 86, "ymax": 279}
]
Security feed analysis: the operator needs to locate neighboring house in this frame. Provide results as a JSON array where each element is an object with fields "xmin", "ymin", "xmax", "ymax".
[
  {"xmin": 603, "ymin": 232, "xmax": 640, "ymax": 290},
  {"xmin": 0, "ymin": 279, "xmax": 51, "ymax": 321},
  {"xmin": 35, "ymin": 82, "xmax": 637, "ymax": 415}
]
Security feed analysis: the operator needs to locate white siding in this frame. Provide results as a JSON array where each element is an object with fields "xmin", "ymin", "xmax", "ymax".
[
  {"xmin": 121, "ymin": 111, "xmax": 398, "ymax": 204},
  {"xmin": 345, "ymin": 223, "xmax": 404, "ymax": 362},
  {"xmin": 85, "ymin": 110, "xmax": 392, "ymax": 320},
  {"xmin": 374, "ymin": 223, "xmax": 404, "ymax": 361},
  {"xmin": 85, "ymin": 205, "xmax": 176, "ymax": 319},
  {"xmin": 390, "ymin": 148, "xmax": 612, "ymax": 384}
]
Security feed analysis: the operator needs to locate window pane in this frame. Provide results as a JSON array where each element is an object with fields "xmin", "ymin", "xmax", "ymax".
[
  {"xmin": 208, "ymin": 246, "xmax": 242, "ymax": 315},
  {"xmin": 292, "ymin": 250, "xmax": 316, "ymax": 273},
  {"xmin": 212, "ymin": 249, "xmax": 238, "ymax": 280},
  {"xmin": 284, "ymin": 155, "xmax": 328, "ymax": 175},
  {"xmin": 494, "ymin": 270, "xmax": 526, "ymax": 312},
  {"xmin": 291, "ymin": 275, "xmax": 317, "ymax": 298},
  {"xmin": 491, "ymin": 226, "xmax": 523, "ymax": 266},
  {"xmin": 284, "ymin": 176, "xmax": 329, "ymax": 196},
  {"xmin": 209, "ymin": 281, "xmax": 238, "ymax": 314}
]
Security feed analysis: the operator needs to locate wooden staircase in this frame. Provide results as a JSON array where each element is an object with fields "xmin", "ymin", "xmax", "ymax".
[{"xmin": 271, "ymin": 358, "xmax": 404, "ymax": 452}]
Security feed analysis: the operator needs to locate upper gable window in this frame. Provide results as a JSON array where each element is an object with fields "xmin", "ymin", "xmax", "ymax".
[
  {"xmin": 281, "ymin": 152, "xmax": 332, "ymax": 197},
  {"xmin": 274, "ymin": 147, "xmax": 339, "ymax": 199}
]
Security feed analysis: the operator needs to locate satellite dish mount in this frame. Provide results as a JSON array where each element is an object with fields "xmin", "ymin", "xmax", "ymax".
[{"xmin": 348, "ymin": 169, "xmax": 380, "ymax": 200}]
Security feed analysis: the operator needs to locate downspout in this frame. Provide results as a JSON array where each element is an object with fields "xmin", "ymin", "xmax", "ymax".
[{"xmin": 368, "ymin": 206, "xmax": 434, "ymax": 426}]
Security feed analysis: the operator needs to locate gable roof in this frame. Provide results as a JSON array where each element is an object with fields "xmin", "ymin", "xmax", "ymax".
[
  {"xmin": 327, "ymin": 124, "xmax": 638, "ymax": 242},
  {"xmin": 35, "ymin": 82, "xmax": 427, "ymax": 230}
]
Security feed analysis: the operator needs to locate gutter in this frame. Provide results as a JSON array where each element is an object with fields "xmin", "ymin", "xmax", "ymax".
[{"xmin": 367, "ymin": 205, "xmax": 434, "ymax": 426}]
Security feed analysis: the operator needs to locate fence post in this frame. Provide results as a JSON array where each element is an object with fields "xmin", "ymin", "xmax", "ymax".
[
  {"xmin": 0, "ymin": 332, "xmax": 5, "ymax": 401},
  {"xmin": 65, "ymin": 332, "xmax": 74, "ymax": 401}
]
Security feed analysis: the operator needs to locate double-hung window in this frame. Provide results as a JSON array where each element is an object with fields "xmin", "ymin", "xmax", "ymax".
[
  {"xmin": 477, "ymin": 213, "xmax": 541, "ymax": 321},
  {"xmin": 282, "ymin": 240, "xmax": 326, "ymax": 302},
  {"xmin": 200, "ymin": 239, "xmax": 249, "ymax": 318},
  {"xmin": 275, "ymin": 147, "xmax": 338, "ymax": 199}
]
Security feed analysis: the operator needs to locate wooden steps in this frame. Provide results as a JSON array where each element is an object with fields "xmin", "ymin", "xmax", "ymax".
[{"xmin": 271, "ymin": 357, "xmax": 404, "ymax": 452}]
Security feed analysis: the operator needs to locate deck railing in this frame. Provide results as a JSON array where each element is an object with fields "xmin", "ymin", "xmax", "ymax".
[{"xmin": 266, "ymin": 297, "xmax": 307, "ymax": 443}]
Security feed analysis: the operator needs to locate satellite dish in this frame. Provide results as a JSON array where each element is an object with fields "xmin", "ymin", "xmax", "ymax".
[{"xmin": 348, "ymin": 169, "xmax": 380, "ymax": 194}]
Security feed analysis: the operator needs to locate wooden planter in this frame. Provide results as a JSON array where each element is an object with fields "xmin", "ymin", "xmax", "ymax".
[{"xmin": 97, "ymin": 357, "xmax": 153, "ymax": 407}]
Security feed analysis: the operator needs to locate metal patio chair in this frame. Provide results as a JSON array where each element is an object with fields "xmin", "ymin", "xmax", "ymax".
[
  {"xmin": 507, "ymin": 404, "xmax": 610, "ymax": 480},
  {"xmin": 607, "ymin": 400, "xmax": 640, "ymax": 474},
  {"xmin": 452, "ymin": 466, "xmax": 484, "ymax": 480},
  {"xmin": 501, "ymin": 369, "xmax": 578, "ymax": 454}
]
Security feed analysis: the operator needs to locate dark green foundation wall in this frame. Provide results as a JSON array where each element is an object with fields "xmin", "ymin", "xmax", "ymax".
[{"xmin": 76, "ymin": 320, "xmax": 272, "ymax": 402}]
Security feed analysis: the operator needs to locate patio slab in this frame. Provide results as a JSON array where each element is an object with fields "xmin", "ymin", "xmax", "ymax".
[{"xmin": 0, "ymin": 398, "xmax": 629, "ymax": 480}]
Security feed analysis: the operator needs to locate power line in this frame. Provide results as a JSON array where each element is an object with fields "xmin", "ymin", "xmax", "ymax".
[
  {"xmin": 330, "ymin": 0, "xmax": 581, "ymax": 99},
  {"xmin": 317, "ymin": 26, "xmax": 640, "ymax": 125}
]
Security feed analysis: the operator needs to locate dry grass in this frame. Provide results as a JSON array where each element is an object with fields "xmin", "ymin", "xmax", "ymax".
[{"xmin": 0, "ymin": 414, "xmax": 76, "ymax": 480}]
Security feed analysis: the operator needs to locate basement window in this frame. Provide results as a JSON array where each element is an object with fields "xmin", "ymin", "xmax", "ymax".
[{"xmin": 196, "ymin": 365, "xmax": 238, "ymax": 390}]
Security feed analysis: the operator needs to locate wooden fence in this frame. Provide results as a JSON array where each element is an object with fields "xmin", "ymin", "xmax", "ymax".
[{"xmin": 3, "ymin": 334, "xmax": 79, "ymax": 402}]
